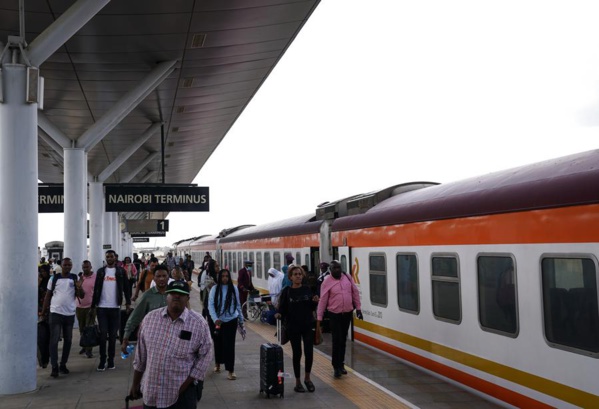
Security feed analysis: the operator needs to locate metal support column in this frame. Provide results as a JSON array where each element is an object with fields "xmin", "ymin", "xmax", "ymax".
[
  {"xmin": 88, "ymin": 181, "xmax": 104, "ymax": 271},
  {"xmin": 63, "ymin": 148, "xmax": 87, "ymax": 271},
  {"xmin": 0, "ymin": 64, "xmax": 39, "ymax": 394},
  {"xmin": 112, "ymin": 212, "xmax": 121, "ymax": 256}
]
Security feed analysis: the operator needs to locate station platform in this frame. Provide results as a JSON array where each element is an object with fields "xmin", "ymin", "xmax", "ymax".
[{"xmin": 4, "ymin": 287, "xmax": 500, "ymax": 409}]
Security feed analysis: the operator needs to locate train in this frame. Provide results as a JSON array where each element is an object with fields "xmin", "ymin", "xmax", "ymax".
[{"xmin": 173, "ymin": 149, "xmax": 599, "ymax": 409}]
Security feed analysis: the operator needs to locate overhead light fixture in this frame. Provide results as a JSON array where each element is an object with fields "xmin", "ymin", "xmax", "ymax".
[
  {"xmin": 168, "ymin": 142, "xmax": 175, "ymax": 147},
  {"xmin": 171, "ymin": 127, "xmax": 179, "ymax": 133},
  {"xmin": 191, "ymin": 34, "xmax": 207, "ymax": 48},
  {"xmin": 182, "ymin": 78, "xmax": 193, "ymax": 88},
  {"xmin": 176, "ymin": 106, "xmax": 185, "ymax": 113}
]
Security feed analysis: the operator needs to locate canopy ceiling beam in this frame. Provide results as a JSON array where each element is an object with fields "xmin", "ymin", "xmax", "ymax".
[
  {"xmin": 77, "ymin": 60, "xmax": 177, "ymax": 152},
  {"xmin": 119, "ymin": 152, "xmax": 159, "ymax": 183},
  {"xmin": 27, "ymin": 0, "xmax": 110, "ymax": 67},
  {"xmin": 96, "ymin": 122, "xmax": 161, "ymax": 182},
  {"xmin": 38, "ymin": 112, "xmax": 72, "ymax": 149}
]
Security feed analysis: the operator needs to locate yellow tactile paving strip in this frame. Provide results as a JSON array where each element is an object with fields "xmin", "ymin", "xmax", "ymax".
[{"xmin": 247, "ymin": 321, "xmax": 416, "ymax": 409}]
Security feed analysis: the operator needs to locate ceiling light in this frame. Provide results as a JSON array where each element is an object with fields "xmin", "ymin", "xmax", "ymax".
[{"xmin": 191, "ymin": 34, "xmax": 207, "ymax": 48}]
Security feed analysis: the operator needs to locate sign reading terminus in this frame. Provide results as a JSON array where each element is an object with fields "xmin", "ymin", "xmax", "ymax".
[{"xmin": 105, "ymin": 186, "xmax": 209, "ymax": 212}]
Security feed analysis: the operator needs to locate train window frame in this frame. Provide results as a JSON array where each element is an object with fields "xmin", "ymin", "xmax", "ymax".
[
  {"xmin": 369, "ymin": 253, "xmax": 388, "ymax": 307},
  {"xmin": 476, "ymin": 253, "xmax": 519, "ymax": 338},
  {"xmin": 249, "ymin": 252, "xmax": 255, "ymax": 276},
  {"xmin": 273, "ymin": 252, "xmax": 281, "ymax": 270},
  {"xmin": 256, "ymin": 252, "xmax": 263, "ymax": 279},
  {"xmin": 431, "ymin": 253, "xmax": 462, "ymax": 324},
  {"xmin": 340, "ymin": 255, "xmax": 348, "ymax": 275},
  {"xmin": 243, "ymin": 252, "xmax": 248, "ymax": 264},
  {"xmin": 396, "ymin": 252, "xmax": 420, "ymax": 315},
  {"xmin": 540, "ymin": 253, "xmax": 599, "ymax": 357},
  {"xmin": 264, "ymin": 252, "xmax": 271, "ymax": 274}
]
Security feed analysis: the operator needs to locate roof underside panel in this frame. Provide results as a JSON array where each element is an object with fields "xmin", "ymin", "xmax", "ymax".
[{"xmin": 0, "ymin": 0, "xmax": 320, "ymax": 191}]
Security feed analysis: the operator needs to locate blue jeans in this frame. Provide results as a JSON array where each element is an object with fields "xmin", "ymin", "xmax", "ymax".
[
  {"xmin": 49, "ymin": 313, "xmax": 75, "ymax": 368},
  {"xmin": 96, "ymin": 307, "xmax": 120, "ymax": 365}
]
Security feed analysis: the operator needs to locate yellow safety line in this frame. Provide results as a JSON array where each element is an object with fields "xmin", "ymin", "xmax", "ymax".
[{"xmin": 247, "ymin": 321, "xmax": 414, "ymax": 409}]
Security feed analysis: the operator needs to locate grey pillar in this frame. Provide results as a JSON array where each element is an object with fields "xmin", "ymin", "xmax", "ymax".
[
  {"xmin": 88, "ymin": 181, "xmax": 104, "ymax": 271},
  {"xmin": 63, "ymin": 149, "xmax": 87, "ymax": 271},
  {"xmin": 0, "ymin": 64, "xmax": 39, "ymax": 394}
]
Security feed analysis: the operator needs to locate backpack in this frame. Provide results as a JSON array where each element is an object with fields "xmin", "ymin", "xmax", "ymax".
[
  {"xmin": 139, "ymin": 269, "xmax": 149, "ymax": 291},
  {"xmin": 51, "ymin": 273, "xmax": 79, "ymax": 298}
]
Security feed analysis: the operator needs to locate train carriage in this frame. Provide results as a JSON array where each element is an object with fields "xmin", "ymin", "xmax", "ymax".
[
  {"xmin": 331, "ymin": 149, "xmax": 599, "ymax": 408},
  {"xmin": 218, "ymin": 215, "xmax": 324, "ymax": 290}
]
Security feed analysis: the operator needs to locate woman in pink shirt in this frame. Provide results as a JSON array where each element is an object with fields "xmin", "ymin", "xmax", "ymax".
[{"xmin": 76, "ymin": 260, "xmax": 97, "ymax": 358}]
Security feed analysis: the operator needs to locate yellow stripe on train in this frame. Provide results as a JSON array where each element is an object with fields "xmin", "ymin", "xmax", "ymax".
[{"xmin": 355, "ymin": 319, "xmax": 598, "ymax": 408}]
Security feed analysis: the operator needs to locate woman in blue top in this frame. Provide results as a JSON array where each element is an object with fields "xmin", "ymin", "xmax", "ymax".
[{"xmin": 208, "ymin": 268, "xmax": 243, "ymax": 380}]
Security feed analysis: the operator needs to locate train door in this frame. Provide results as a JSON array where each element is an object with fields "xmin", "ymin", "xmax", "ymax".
[{"xmin": 337, "ymin": 246, "xmax": 355, "ymax": 341}]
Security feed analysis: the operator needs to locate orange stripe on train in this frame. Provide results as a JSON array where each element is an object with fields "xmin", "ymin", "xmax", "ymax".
[{"xmin": 333, "ymin": 204, "xmax": 599, "ymax": 247}]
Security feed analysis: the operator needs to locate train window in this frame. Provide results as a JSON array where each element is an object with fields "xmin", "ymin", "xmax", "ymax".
[
  {"xmin": 264, "ymin": 252, "xmax": 271, "ymax": 273},
  {"xmin": 541, "ymin": 256, "xmax": 599, "ymax": 355},
  {"xmin": 256, "ymin": 252, "xmax": 263, "ymax": 279},
  {"xmin": 340, "ymin": 255, "xmax": 348, "ymax": 274},
  {"xmin": 296, "ymin": 252, "xmax": 301, "ymax": 266},
  {"xmin": 431, "ymin": 255, "xmax": 461, "ymax": 323},
  {"xmin": 396, "ymin": 254, "xmax": 419, "ymax": 313},
  {"xmin": 369, "ymin": 254, "xmax": 387, "ymax": 307},
  {"xmin": 224, "ymin": 252, "xmax": 229, "ymax": 270},
  {"xmin": 243, "ymin": 252, "xmax": 248, "ymax": 264},
  {"xmin": 477, "ymin": 255, "xmax": 518, "ymax": 336},
  {"xmin": 274, "ymin": 252, "xmax": 281, "ymax": 270},
  {"xmin": 304, "ymin": 254, "xmax": 310, "ymax": 271}
]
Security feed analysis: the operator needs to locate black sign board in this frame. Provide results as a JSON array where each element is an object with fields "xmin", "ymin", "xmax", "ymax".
[
  {"xmin": 39, "ymin": 185, "xmax": 64, "ymax": 213},
  {"xmin": 105, "ymin": 186, "xmax": 209, "ymax": 212},
  {"xmin": 103, "ymin": 244, "xmax": 112, "ymax": 249},
  {"xmin": 130, "ymin": 231, "xmax": 166, "ymax": 238},
  {"xmin": 126, "ymin": 219, "xmax": 169, "ymax": 233},
  {"xmin": 133, "ymin": 238, "xmax": 150, "ymax": 243}
]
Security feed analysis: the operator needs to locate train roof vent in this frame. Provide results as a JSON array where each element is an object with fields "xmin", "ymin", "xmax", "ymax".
[
  {"xmin": 315, "ymin": 194, "xmax": 364, "ymax": 221},
  {"xmin": 347, "ymin": 182, "xmax": 439, "ymax": 215},
  {"xmin": 218, "ymin": 224, "xmax": 255, "ymax": 238}
]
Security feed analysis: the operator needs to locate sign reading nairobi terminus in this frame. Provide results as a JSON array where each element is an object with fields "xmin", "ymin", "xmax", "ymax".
[{"xmin": 105, "ymin": 186, "xmax": 209, "ymax": 212}]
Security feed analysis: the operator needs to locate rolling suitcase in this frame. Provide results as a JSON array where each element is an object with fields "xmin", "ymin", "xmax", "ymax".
[{"xmin": 259, "ymin": 320, "xmax": 284, "ymax": 398}]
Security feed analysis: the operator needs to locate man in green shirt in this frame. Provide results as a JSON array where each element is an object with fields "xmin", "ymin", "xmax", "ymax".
[{"xmin": 121, "ymin": 265, "xmax": 170, "ymax": 354}]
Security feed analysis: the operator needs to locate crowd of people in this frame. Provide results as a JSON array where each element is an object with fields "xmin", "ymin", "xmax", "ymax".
[{"xmin": 38, "ymin": 250, "xmax": 363, "ymax": 408}]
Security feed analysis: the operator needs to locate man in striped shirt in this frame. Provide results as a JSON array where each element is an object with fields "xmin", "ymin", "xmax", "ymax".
[{"xmin": 129, "ymin": 281, "xmax": 212, "ymax": 408}]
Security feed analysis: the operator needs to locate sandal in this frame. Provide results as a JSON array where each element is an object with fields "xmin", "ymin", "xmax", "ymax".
[
  {"xmin": 294, "ymin": 384, "xmax": 306, "ymax": 393},
  {"xmin": 304, "ymin": 380, "xmax": 315, "ymax": 392},
  {"xmin": 213, "ymin": 366, "xmax": 221, "ymax": 373},
  {"xmin": 227, "ymin": 372, "xmax": 237, "ymax": 380}
]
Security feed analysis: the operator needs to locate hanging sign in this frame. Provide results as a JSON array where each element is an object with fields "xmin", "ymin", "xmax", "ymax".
[
  {"xmin": 105, "ymin": 186, "xmax": 209, "ymax": 212},
  {"xmin": 39, "ymin": 185, "xmax": 64, "ymax": 213}
]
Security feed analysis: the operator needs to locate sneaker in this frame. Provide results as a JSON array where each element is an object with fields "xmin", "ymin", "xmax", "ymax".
[
  {"xmin": 50, "ymin": 366, "xmax": 59, "ymax": 378},
  {"xmin": 339, "ymin": 368, "xmax": 348, "ymax": 375},
  {"xmin": 86, "ymin": 351, "xmax": 94, "ymax": 359},
  {"xmin": 334, "ymin": 368, "xmax": 342, "ymax": 379},
  {"xmin": 59, "ymin": 364, "xmax": 70, "ymax": 374},
  {"xmin": 227, "ymin": 372, "xmax": 236, "ymax": 380},
  {"xmin": 79, "ymin": 348, "xmax": 86, "ymax": 355},
  {"xmin": 96, "ymin": 363, "xmax": 106, "ymax": 372},
  {"xmin": 106, "ymin": 362, "xmax": 115, "ymax": 370}
]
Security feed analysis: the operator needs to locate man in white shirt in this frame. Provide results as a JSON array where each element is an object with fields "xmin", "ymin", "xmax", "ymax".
[
  {"xmin": 91, "ymin": 250, "xmax": 131, "ymax": 371},
  {"xmin": 41, "ymin": 258, "xmax": 84, "ymax": 378}
]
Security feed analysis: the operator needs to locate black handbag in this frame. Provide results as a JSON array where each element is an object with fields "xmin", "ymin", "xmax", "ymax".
[{"xmin": 80, "ymin": 324, "xmax": 100, "ymax": 347}]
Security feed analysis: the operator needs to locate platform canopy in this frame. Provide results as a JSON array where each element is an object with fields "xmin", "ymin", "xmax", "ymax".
[{"xmin": 0, "ymin": 0, "xmax": 319, "ymax": 189}]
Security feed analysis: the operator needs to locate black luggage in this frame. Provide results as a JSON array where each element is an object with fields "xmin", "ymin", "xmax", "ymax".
[{"xmin": 260, "ymin": 343, "xmax": 284, "ymax": 398}]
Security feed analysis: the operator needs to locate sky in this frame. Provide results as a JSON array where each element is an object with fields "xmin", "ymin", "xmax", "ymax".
[{"xmin": 39, "ymin": 0, "xmax": 599, "ymax": 250}]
